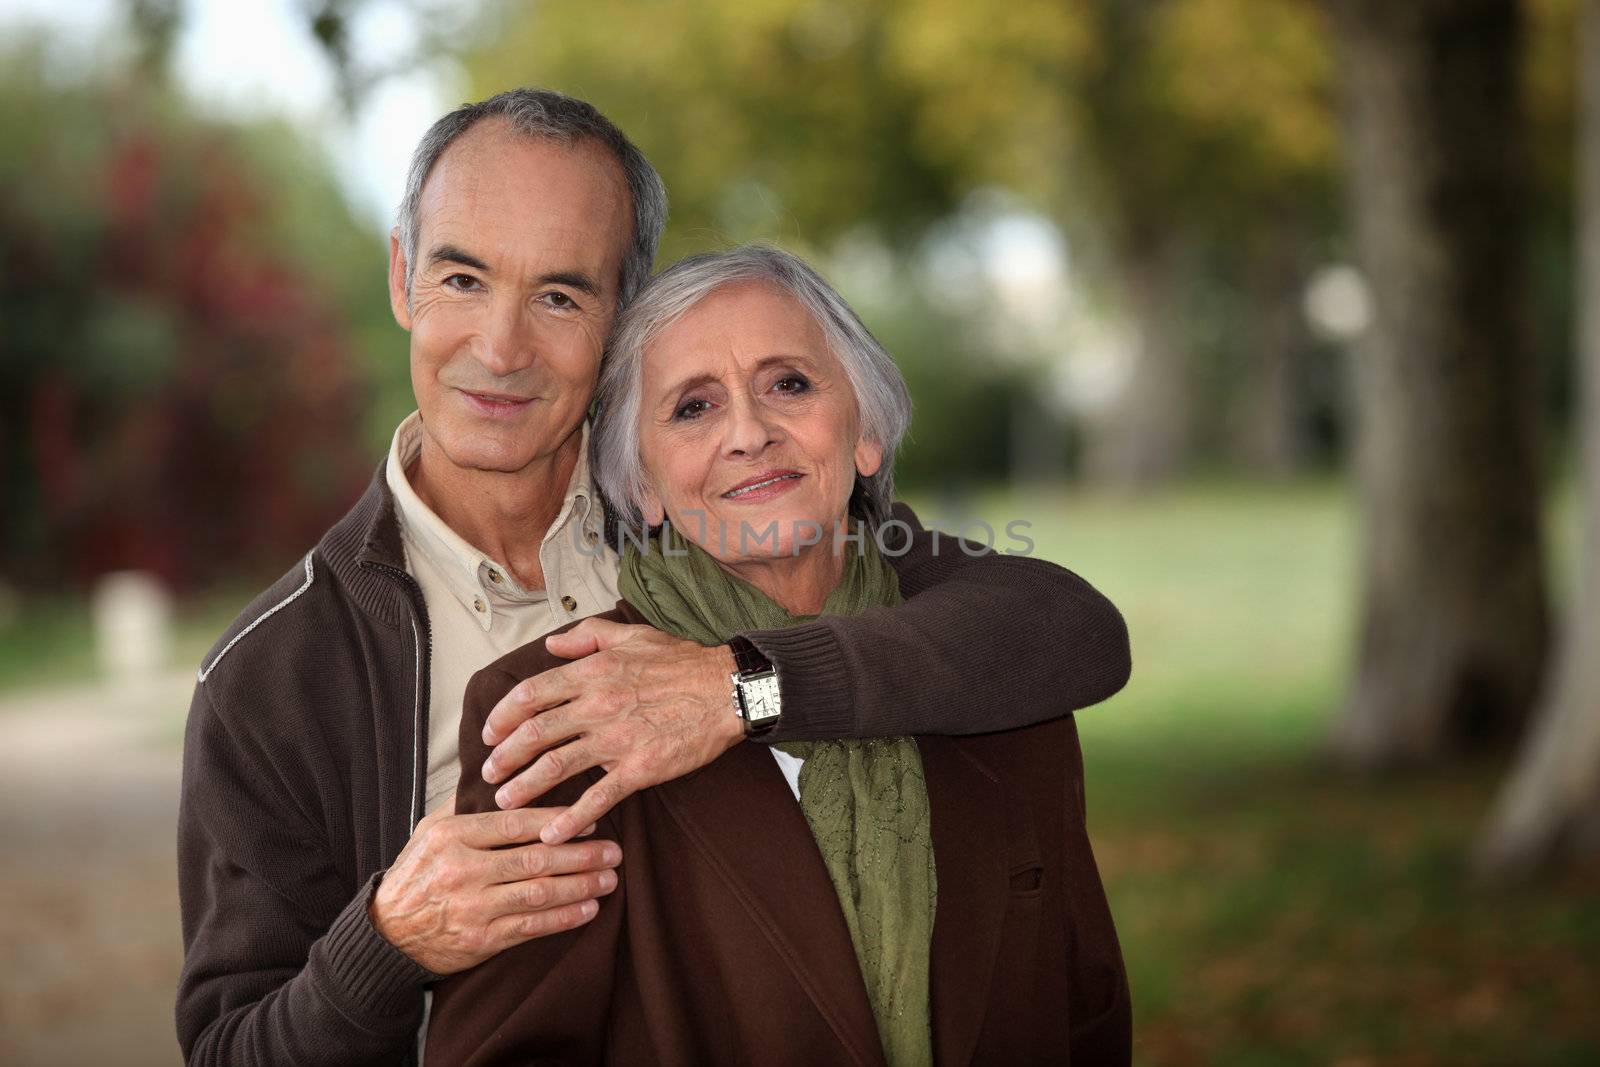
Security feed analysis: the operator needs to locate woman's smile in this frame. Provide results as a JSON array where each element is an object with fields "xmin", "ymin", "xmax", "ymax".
[{"xmin": 721, "ymin": 470, "xmax": 803, "ymax": 501}]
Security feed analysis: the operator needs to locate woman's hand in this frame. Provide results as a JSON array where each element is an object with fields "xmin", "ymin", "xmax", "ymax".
[{"xmin": 479, "ymin": 618, "xmax": 745, "ymax": 844}]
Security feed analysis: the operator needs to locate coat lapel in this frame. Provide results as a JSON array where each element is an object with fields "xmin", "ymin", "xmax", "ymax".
[
  {"xmin": 920, "ymin": 735, "xmax": 1010, "ymax": 1067},
  {"xmin": 654, "ymin": 743, "xmax": 887, "ymax": 1067}
]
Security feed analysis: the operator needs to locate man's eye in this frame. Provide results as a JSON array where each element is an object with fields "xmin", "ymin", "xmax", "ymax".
[
  {"xmin": 443, "ymin": 274, "xmax": 480, "ymax": 292},
  {"xmin": 773, "ymin": 375, "xmax": 810, "ymax": 394},
  {"xmin": 674, "ymin": 399, "xmax": 711, "ymax": 421},
  {"xmin": 542, "ymin": 292, "xmax": 578, "ymax": 310}
]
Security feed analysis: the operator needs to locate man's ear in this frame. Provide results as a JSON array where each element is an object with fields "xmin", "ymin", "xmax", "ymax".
[
  {"xmin": 854, "ymin": 434, "xmax": 884, "ymax": 479},
  {"xmin": 388, "ymin": 230, "xmax": 413, "ymax": 331}
]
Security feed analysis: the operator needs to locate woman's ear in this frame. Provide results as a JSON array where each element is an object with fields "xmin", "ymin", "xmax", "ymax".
[
  {"xmin": 639, "ymin": 484, "xmax": 666, "ymax": 527},
  {"xmin": 854, "ymin": 435, "xmax": 884, "ymax": 479}
]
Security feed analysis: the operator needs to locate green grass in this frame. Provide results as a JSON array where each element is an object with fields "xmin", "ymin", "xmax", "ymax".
[{"xmin": 933, "ymin": 481, "xmax": 1600, "ymax": 1067}]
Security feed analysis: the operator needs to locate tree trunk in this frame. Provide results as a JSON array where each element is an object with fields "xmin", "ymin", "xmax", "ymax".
[
  {"xmin": 1085, "ymin": 238, "xmax": 1191, "ymax": 485},
  {"xmin": 1325, "ymin": 0, "xmax": 1549, "ymax": 768},
  {"xmin": 1078, "ymin": 1, "xmax": 1194, "ymax": 487},
  {"xmin": 1475, "ymin": 0, "xmax": 1600, "ymax": 879},
  {"xmin": 1233, "ymin": 228, "xmax": 1309, "ymax": 477}
]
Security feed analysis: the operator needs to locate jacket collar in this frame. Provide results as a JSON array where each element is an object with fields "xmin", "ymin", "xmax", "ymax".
[{"xmin": 317, "ymin": 462, "xmax": 418, "ymax": 629}]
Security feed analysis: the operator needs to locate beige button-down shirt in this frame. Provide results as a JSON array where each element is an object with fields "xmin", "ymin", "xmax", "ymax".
[{"xmin": 386, "ymin": 412, "xmax": 620, "ymax": 816}]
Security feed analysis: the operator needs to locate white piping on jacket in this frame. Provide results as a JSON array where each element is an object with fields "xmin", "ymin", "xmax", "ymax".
[{"xmin": 197, "ymin": 553, "xmax": 315, "ymax": 683}]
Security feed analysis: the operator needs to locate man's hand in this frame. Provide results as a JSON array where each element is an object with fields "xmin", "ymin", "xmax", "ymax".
[
  {"xmin": 480, "ymin": 618, "xmax": 745, "ymax": 845},
  {"xmin": 369, "ymin": 796, "xmax": 620, "ymax": 975}
]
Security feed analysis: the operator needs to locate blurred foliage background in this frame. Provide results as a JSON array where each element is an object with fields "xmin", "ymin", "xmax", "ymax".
[{"xmin": 1, "ymin": 0, "xmax": 1598, "ymax": 1064}]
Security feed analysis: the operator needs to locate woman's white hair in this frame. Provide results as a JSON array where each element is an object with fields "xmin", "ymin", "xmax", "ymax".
[{"xmin": 591, "ymin": 245, "xmax": 912, "ymax": 528}]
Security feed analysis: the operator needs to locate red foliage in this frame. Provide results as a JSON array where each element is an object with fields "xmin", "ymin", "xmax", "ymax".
[{"xmin": 2, "ymin": 99, "xmax": 375, "ymax": 594}]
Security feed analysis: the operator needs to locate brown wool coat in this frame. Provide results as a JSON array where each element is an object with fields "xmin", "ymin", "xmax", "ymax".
[{"xmin": 427, "ymin": 602, "xmax": 1132, "ymax": 1067}]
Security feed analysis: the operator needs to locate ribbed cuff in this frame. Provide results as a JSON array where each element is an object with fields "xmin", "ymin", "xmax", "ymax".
[
  {"xmin": 310, "ymin": 870, "xmax": 440, "ymax": 1021},
  {"xmin": 739, "ymin": 621, "xmax": 856, "ymax": 742}
]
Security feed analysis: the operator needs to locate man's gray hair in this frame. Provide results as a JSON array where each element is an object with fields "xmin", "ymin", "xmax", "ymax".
[
  {"xmin": 592, "ymin": 245, "xmax": 913, "ymax": 529},
  {"xmin": 397, "ymin": 87, "xmax": 667, "ymax": 305}
]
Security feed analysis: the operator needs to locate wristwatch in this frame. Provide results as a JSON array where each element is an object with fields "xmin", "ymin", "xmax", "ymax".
[{"xmin": 728, "ymin": 636, "xmax": 782, "ymax": 737}]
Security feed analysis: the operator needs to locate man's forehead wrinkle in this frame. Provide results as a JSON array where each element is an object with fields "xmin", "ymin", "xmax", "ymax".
[{"xmin": 415, "ymin": 129, "xmax": 630, "ymax": 292}]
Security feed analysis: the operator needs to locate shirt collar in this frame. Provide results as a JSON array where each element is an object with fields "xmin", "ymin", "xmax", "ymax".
[{"xmin": 384, "ymin": 412, "xmax": 602, "ymax": 629}]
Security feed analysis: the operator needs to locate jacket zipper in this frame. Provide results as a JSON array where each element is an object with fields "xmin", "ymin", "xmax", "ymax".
[{"xmin": 363, "ymin": 561, "xmax": 435, "ymax": 832}]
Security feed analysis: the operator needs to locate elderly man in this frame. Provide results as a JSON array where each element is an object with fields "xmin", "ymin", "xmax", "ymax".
[{"xmin": 176, "ymin": 88, "xmax": 1130, "ymax": 1067}]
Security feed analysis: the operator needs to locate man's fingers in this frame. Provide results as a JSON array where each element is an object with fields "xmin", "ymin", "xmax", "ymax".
[
  {"xmin": 482, "ymin": 705, "xmax": 586, "ymax": 785},
  {"xmin": 545, "ymin": 618, "xmax": 651, "ymax": 660},
  {"xmin": 541, "ymin": 772, "xmax": 634, "ymax": 845},
  {"xmin": 453, "ymin": 805, "xmax": 565, "ymax": 848},
  {"xmin": 484, "ymin": 865, "xmax": 620, "ymax": 920},
  {"xmin": 494, "ymin": 741, "xmax": 602, "ymax": 810},
  {"xmin": 484, "ymin": 898, "xmax": 601, "ymax": 950},
  {"xmin": 482, "ymin": 672, "xmax": 578, "ymax": 746},
  {"xmin": 486, "ymin": 837, "xmax": 622, "ymax": 885}
]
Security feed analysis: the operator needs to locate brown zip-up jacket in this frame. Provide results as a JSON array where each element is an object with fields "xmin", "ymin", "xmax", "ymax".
[
  {"xmin": 176, "ymin": 465, "xmax": 1131, "ymax": 1067},
  {"xmin": 428, "ymin": 602, "xmax": 1132, "ymax": 1066}
]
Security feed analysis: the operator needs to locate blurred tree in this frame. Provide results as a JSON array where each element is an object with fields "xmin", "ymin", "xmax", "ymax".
[
  {"xmin": 1477, "ymin": 0, "xmax": 1600, "ymax": 879},
  {"xmin": 459, "ymin": 0, "xmax": 1340, "ymax": 487},
  {"xmin": 870, "ymin": 0, "xmax": 1340, "ymax": 481},
  {"xmin": 467, "ymin": 0, "xmax": 961, "ymax": 252},
  {"xmin": 296, "ymin": 0, "xmax": 491, "ymax": 115},
  {"xmin": 127, "ymin": 0, "xmax": 183, "ymax": 82},
  {"xmin": 1321, "ymin": 0, "xmax": 1549, "ymax": 767},
  {"xmin": 0, "ymin": 44, "xmax": 381, "ymax": 593}
]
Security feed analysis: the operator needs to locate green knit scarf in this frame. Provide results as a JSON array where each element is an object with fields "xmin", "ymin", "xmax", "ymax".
[{"xmin": 618, "ymin": 521, "xmax": 936, "ymax": 1066}]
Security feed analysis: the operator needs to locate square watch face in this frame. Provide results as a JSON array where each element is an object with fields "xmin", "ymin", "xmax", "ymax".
[{"xmin": 743, "ymin": 676, "xmax": 781, "ymax": 720}]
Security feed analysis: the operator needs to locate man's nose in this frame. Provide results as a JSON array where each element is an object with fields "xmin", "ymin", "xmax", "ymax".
[
  {"xmin": 722, "ymin": 396, "xmax": 780, "ymax": 457},
  {"xmin": 474, "ymin": 295, "xmax": 535, "ymax": 378}
]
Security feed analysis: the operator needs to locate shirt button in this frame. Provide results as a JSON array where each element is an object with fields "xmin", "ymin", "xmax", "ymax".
[
  {"xmin": 584, "ymin": 530, "xmax": 599, "ymax": 546},
  {"xmin": 487, "ymin": 570, "xmax": 503, "ymax": 585},
  {"xmin": 473, "ymin": 597, "xmax": 486, "ymax": 613},
  {"xmin": 561, "ymin": 595, "xmax": 577, "ymax": 613}
]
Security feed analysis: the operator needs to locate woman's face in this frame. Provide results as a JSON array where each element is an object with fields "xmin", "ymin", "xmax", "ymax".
[{"xmin": 635, "ymin": 280, "xmax": 883, "ymax": 564}]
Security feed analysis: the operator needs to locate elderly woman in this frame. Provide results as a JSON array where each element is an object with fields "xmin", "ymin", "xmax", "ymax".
[{"xmin": 426, "ymin": 247, "xmax": 1131, "ymax": 1066}]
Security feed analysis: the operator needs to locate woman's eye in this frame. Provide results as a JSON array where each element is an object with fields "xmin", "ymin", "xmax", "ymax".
[
  {"xmin": 773, "ymin": 375, "xmax": 810, "ymax": 394},
  {"xmin": 674, "ymin": 398, "xmax": 711, "ymax": 421}
]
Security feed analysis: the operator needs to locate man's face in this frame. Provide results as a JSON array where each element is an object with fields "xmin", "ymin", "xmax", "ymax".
[{"xmin": 388, "ymin": 120, "xmax": 633, "ymax": 478}]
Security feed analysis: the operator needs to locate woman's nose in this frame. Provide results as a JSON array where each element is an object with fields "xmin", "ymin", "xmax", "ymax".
[{"xmin": 722, "ymin": 397, "xmax": 780, "ymax": 457}]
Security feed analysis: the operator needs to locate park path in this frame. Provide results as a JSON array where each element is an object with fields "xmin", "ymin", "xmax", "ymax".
[{"xmin": 0, "ymin": 673, "xmax": 193, "ymax": 1067}]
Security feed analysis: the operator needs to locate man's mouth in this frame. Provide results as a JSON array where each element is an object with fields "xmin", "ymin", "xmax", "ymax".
[
  {"xmin": 722, "ymin": 472, "xmax": 802, "ymax": 499},
  {"xmin": 460, "ymin": 390, "xmax": 535, "ymax": 415}
]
